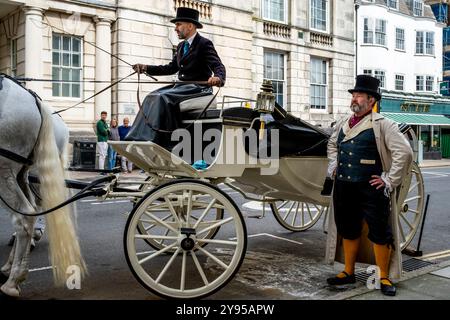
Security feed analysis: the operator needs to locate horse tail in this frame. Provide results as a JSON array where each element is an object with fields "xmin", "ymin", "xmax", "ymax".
[{"xmin": 33, "ymin": 103, "xmax": 87, "ymax": 286}]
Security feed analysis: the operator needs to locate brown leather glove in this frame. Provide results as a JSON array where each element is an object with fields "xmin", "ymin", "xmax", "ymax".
[{"xmin": 132, "ymin": 63, "xmax": 147, "ymax": 74}]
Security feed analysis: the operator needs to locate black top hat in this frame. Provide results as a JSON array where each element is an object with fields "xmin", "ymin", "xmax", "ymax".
[
  {"xmin": 170, "ymin": 7, "xmax": 203, "ymax": 29},
  {"xmin": 348, "ymin": 74, "xmax": 381, "ymax": 101}
]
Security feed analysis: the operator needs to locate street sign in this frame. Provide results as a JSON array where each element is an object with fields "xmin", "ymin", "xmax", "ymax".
[{"xmin": 440, "ymin": 81, "xmax": 450, "ymax": 95}]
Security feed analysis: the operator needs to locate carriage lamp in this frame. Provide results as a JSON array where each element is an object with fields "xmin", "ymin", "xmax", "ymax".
[
  {"xmin": 256, "ymin": 80, "xmax": 276, "ymax": 140},
  {"xmin": 256, "ymin": 80, "xmax": 276, "ymax": 113}
]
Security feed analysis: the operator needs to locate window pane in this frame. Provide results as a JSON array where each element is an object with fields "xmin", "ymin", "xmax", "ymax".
[
  {"xmin": 52, "ymin": 83, "xmax": 60, "ymax": 96},
  {"xmin": 52, "ymin": 35, "xmax": 60, "ymax": 50},
  {"xmin": 63, "ymin": 53, "xmax": 70, "ymax": 66},
  {"xmin": 72, "ymin": 54, "xmax": 80, "ymax": 67},
  {"xmin": 72, "ymin": 84, "xmax": 80, "ymax": 97},
  {"xmin": 72, "ymin": 69, "xmax": 81, "ymax": 81},
  {"xmin": 63, "ymin": 36, "xmax": 71, "ymax": 51},
  {"xmin": 72, "ymin": 38, "xmax": 80, "ymax": 52},
  {"xmin": 52, "ymin": 52, "xmax": 60, "ymax": 65},
  {"xmin": 52, "ymin": 67, "xmax": 60, "ymax": 80},
  {"xmin": 62, "ymin": 83, "xmax": 71, "ymax": 97},
  {"xmin": 62, "ymin": 68, "xmax": 71, "ymax": 81}
]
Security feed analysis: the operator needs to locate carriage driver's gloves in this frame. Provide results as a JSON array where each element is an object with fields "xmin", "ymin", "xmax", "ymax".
[
  {"xmin": 132, "ymin": 64, "xmax": 147, "ymax": 74},
  {"xmin": 380, "ymin": 172, "xmax": 393, "ymax": 197}
]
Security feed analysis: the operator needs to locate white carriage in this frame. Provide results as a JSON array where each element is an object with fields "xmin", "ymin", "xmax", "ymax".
[{"xmin": 104, "ymin": 85, "xmax": 424, "ymax": 299}]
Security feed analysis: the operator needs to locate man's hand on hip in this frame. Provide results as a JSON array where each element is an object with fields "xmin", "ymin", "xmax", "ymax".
[
  {"xmin": 369, "ymin": 175, "xmax": 385, "ymax": 190},
  {"xmin": 207, "ymin": 76, "xmax": 222, "ymax": 87},
  {"xmin": 132, "ymin": 64, "xmax": 147, "ymax": 74}
]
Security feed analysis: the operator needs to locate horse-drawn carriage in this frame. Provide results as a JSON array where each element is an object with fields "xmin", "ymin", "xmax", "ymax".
[
  {"xmin": 103, "ymin": 84, "xmax": 424, "ymax": 299},
  {"xmin": 0, "ymin": 74, "xmax": 424, "ymax": 299}
]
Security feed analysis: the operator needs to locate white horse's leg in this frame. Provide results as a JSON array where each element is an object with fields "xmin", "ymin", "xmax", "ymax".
[{"xmin": 0, "ymin": 171, "xmax": 36, "ymax": 297}]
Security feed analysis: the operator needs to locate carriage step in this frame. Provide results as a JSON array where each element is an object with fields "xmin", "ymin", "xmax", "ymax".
[{"xmin": 354, "ymin": 258, "xmax": 435, "ymax": 284}]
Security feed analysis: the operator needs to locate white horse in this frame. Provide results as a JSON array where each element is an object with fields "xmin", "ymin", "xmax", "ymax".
[{"xmin": 0, "ymin": 75, "xmax": 86, "ymax": 298}]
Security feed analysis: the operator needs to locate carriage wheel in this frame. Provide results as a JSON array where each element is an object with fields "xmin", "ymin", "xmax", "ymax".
[
  {"xmin": 398, "ymin": 161, "xmax": 425, "ymax": 250},
  {"xmin": 124, "ymin": 179, "xmax": 247, "ymax": 299},
  {"xmin": 270, "ymin": 201, "xmax": 326, "ymax": 231}
]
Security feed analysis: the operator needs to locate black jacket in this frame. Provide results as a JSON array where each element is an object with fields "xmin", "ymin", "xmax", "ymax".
[{"xmin": 146, "ymin": 33, "xmax": 226, "ymax": 85}]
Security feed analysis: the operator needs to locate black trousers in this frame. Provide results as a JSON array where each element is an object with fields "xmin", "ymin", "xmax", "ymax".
[{"xmin": 333, "ymin": 180, "xmax": 393, "ymax": 245}]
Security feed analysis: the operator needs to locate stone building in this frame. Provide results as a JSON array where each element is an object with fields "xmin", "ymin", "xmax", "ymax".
[{"xmin": 0, "ymin": 0, "xmax": 356, "ymax": 138}]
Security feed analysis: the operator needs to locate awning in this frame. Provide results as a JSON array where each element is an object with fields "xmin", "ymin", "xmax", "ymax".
[{"xmin": 381, "ymin": 112, "xmax": 450, "ymax": 126}]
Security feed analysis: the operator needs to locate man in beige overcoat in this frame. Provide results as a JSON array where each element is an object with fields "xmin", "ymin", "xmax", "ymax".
[{"xmin": 325, "ymin": 75, "xmax": 413, "ymax": 296}]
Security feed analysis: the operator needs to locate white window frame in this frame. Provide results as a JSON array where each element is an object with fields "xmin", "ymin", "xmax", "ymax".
[
  {"xmin": 413, "ymin": 0, "xmax": 423, "ymax": 17},
  {"xmin": 310, "ymin": 0, "xmax": 329, "ymax": 33},
  {"xmin": 416, "ymin": 31, "xmax": 435, "ymax": 56},
  {"xmin": 10, "ymin": 38, "xmax": 17, "ymax": 77},
  {"xmin": 262, "ymin": 0, "xmax": 288, "ymax": 24},
  {"xmin": 416, "ymin": 75, "xmax": 424, "ymax": 91},
  {"xmin": 395, "ymin": 28, "xmax": 405, "ymax": 51},
  {"xmin": 395, "ymin": 74, "xmax": 404, "ymax": 91},
  {"xmin": 426, "ymin": 76, "xmax": 434, "ymax": 92},
  {"xmin": 51, "ymin": 33, "xmax": 83, "ymax": 99},
  {"xmin": 310, "ymin": 57, "xmax": 328, "ymax": 112},
  {"xmin": 263, "ymin": 50, "xmax": 287, "ymax": 107},
  {"xmin": 426, "ymin": 32, "xmax": 435, "ymax": 55},
  {"xmin": 374, "ymin": 70, "xmax": 385, "ymax": 88},
  {"xmin": 388, "ymin": 0, "xmax": 398, "ymax": 10},
  {"xmin": 363, "ymin": 69, "xmax": 373, "ymax": 76},
  {"xmin": 363, "ymin": 18, "xmax": 386, "ymax": 47}
]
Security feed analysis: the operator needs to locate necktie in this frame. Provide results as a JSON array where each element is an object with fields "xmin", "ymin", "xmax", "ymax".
[{"xmin": 183, "ymin": 41, "xmax": 189, "ymax": 57}]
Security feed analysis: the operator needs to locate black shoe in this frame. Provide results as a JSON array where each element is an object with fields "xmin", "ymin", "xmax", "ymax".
[
  {"xmin": 327, "ymin": 271, "xmax": 356, "ymax": 285},
  {"xmin": 380, "ymin": 278, "xmax": 396, "ymax": 296}
]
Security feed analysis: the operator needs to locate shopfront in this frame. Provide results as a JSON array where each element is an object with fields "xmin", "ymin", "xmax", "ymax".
[{"xmin": 379, "ymin": 93, "xmax": 450, "ymax": 160}]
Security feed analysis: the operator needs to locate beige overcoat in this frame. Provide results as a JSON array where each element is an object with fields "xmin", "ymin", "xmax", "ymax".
[{"xmin": 325, "ymin": 112, "xmax": 413, "ymax": 279}]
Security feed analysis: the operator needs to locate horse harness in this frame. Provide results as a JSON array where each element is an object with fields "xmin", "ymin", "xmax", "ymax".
[{"xmin": 0, "ymin": 73, "xmax": 43, "ymax": 167}]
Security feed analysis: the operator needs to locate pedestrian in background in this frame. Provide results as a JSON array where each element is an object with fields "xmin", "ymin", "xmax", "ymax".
[
  {"xmin": 107, "ymin": 118, "xmax": 120, "ymax": 170},
  {"xmin": 96, "ymin": 111, "xmax": 109, "ymax": 170},
  {"xmin": 118, "ymin": 117, "xmax": 133, "ymax": 173}
]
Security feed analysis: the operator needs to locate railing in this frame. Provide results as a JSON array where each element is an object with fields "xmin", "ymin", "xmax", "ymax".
[
  {"xmin": 310, "ymin": 32, "xmax": 333, "ymax": 46},
  {"xmin": 173, "ymin": 0, "xmax": 212, "ymax": 19},
  {"xmin": 263, "ymin": 21, "xmax": 291, "ymax": 38}
]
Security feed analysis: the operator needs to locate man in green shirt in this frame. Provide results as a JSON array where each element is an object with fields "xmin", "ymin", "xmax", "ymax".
[{"xmin": 96, "ymin": 111, "xmax": 109, "ymax": 170}]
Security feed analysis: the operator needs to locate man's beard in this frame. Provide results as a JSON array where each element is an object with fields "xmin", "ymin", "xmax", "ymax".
[{"xmin": 350, "ymin": 102, "xmax": 368, "ymax": 113}]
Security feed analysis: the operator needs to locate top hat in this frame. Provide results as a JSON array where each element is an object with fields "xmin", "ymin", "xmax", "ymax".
[
  {"xmin": 348, "ymin": 74, "xmax": 381, "ymax": 101},
  {"xmin": 170, "ymin": 7, "xmax": 203, "ymax": 29}
]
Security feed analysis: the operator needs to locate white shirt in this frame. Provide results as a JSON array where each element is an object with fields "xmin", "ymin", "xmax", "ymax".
[{"xmin": 186, "ymin": 32, "xmax": 197, "ymax": 46}]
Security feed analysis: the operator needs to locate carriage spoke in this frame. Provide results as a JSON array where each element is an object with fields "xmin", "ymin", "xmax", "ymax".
[
  {"xmin": 164, "ymin": 196, "xmax": 181, "ymax": 224},
  {"xmin": 138, "ymin": 241, "xmax": 178, "ymax": 265},
  {"xmin": 408, "ymin": 182, "xmax": 419, "ymax": 193},
  {"xmin": 159, "ymin": 228, "xmax": 171, "ymax": 246},
  {"xmin": 180, "ymin": 251, "xmax": 187, "ymax": 291},
  {"xmin": 196, "ymin": 217, "xmax": 233, "ymax": 236},
  {"xmin": 196, "ymin": 239, "xmax": 238, "ymax": 246},
  {"xmin": 135, "ymin": 234, "xmax": 178, "ymax": 241},
  {"xmin": 140, "ymin": 213, "xmax": 172, "ymax": 231},
  {"xmin": 399, "ymin": 213, "xmax": 414, "ymax": 230},
  {"xmin": 306, "ymin": 203, "xmax": 314, "ymax": 221},
  {"xmin": 196, "ymin": 246, "xmax": 228, "ymax": 269},
  {"xmin": 283, "ymin": 202, "xmax": 295, "ymax": 220},
  {"xmin": 278, "ymin": 201, "xmax": 288, "ymax": 210},
  {"xmin": 144, "ymin": 211, "xmax": 179, "ymax": 234},
  {"xmin": 404, "ymin": 195, "xmax": 421, "ymax": 203},
  {"xmin": 193, "ymin": 199, "xmax": 217, "ymax": 229},
  {"xmin": 191, "ymin": 250, "xmax": 209, "ymax": 286},
  {"xmin": 185, "ymin": 190, "xmax": 193, "ymax": 225},
  {"xmin": 155, "ymin": 247, "xmax": 182, "ymax": 284},
  {"xmin": 301, "ymin": 202, "xmax": 305, "ymax": 226},
  {"xmin": 292, "ymin": 202, "xmax": 299, "ymax": 226}
]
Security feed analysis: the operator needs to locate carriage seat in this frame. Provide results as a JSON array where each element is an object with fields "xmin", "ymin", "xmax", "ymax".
[{"xmin": 179, "ymin": 95, "xmax": 217, "ymax": 112}]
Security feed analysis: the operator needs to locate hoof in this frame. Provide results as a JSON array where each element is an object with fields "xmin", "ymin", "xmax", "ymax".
[
  {"xmin": 0, "ymin": 285, "xmax": 20, "ymax": 299},
  {"xmin": 0, "ymin": 288, "xmax": 18, "ymax": 300}
]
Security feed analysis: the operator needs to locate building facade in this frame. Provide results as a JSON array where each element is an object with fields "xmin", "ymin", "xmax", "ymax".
[
  {"xmin": 0, "ymin": 0, "xmax": 356, "ymax": 140},
  {"xmin": 357, "ymin": 0, "xmax": 450, "ymax": 159}
]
